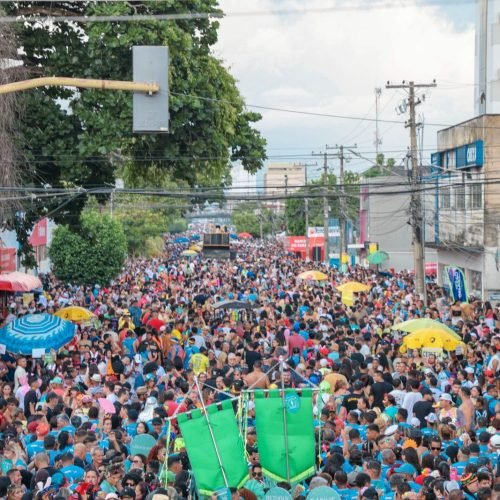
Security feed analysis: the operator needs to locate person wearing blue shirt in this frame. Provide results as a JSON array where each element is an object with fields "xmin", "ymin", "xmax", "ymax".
[{"xmin": 59, "ymin": 452, "xmax": 85, "ymax": 484}]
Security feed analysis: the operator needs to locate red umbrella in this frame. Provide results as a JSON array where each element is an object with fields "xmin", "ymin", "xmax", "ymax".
[
  {"xmin": 238, "ymin": 232, "xmax": 253, "ymax": 239},
  {"xmin": 0, "ymin": 272, "xmax": 42, "ymax": 292}
]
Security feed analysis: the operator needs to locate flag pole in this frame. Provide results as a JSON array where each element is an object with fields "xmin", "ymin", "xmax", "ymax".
[
  {"xmin": 279, "ymin": 356, "xmax": 291, "ymax": 483},
  {"xmin": 194, "ymin": 376, "xmax": 229, "ymax": 488}
]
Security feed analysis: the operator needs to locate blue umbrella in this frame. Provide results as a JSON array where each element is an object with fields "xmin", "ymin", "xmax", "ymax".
[
  {"xmin": 0, "ymin": 313, "xmax": 76, "ymax": 355},
  {"xmin": 229, "ymin": 233, "xmax": 238, "ymax": 240},
  {"xmin": 174, "ymin": 237, "xmax": 190, "ymax": 244},
  {"xmin": 191, "ymin": 234, "xmax": 201, "ymax": 241}
]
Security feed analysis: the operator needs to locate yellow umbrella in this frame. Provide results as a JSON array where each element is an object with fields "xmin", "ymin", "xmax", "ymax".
[
  {"xmin": 298, "ymin": 270, "xmax": 328, "ymax": 281},
  {"xmin": 391, "ymin": 318, "xmax": 460, "ymax": 339},
  {"xmin": 336, "ymin": 281, "xmax": 370, "ymax": 293},
  {"xmin": 189, "ymin": 245, "xmax": 202, "ymax": 252},
  {"xmin": 181, "ymin": 250, "xmax": 198, "ymax": 257},
  {"xmin": 401, "ymin": 328, "xmax": 463, "ymax": 351},
  {"xmin": 54, "ymin": 306, "xmax": 95, "ymax": 323}
]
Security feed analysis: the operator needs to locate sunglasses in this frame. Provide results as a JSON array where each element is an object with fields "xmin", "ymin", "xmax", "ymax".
[
  {"xmin": 252, "ymin": 472, "xmax": 262, "ymax": 478},
  {"xmin": 431, "ymin": 446, "xmax": 442, "ymax": 451},
  {"xmin": 132, "ymin": 460, "xmax": 142, "ymax": 464},
  {"xmin": 125, "ymin": 483, "xmax": 135, "ymax": 487}
]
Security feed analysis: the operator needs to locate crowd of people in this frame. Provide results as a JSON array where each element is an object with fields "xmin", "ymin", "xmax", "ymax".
[{"xmin": 0, "ymin": 237, "xmax": 498, "ymax": 500}]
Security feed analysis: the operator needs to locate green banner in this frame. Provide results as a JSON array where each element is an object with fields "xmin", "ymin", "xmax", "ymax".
[
  {"xmin": 254, "ymin": 389, "xmax": 315, "ymax": 483},
  {"xmin": 178, "ymin": 400, "xmax": 248, "ymax": 496}
]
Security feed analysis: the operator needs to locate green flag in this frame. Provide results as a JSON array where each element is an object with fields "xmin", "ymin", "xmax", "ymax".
[
  {"xmin": 177, "ymin": 400, "xmax": 248, "ymax": 496},
  {"xmin": 255, "ymin": 389, "xmax": 315, "ymax": 483}
]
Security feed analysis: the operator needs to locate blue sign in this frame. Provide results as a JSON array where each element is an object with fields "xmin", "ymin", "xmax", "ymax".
[
  {"xmin": 285, "ymin": 393, "xmax": 300, "ymax": 414},
  {"xmin": 432, "ymin": 140, "xmax": 483, "ymax": 171},
  {"xmin": 446, "ymin": 266, "xmax": 468, "ymax": 303},
  {"xmin": 431, "ymin": 152, "xmax": 441, "ymax": 167}
]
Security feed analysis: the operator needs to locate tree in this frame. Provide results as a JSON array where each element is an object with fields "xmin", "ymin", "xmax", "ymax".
[
  {"xmin": 363, "ymin": 154, "xmax": 396, "ymax": 178},
  {"xmin": 49, "ymin": 207, "xmax": 127, "ymax": 285},
  {"xmin": 285, "ymin": 172, "xmax": 360, "ymax": 236},
  {"xmin": 7, "ymin": 0, "xmax": 267, "ymax": 259},
  {"xmin": 231, "ymin": 203, "xmax": 282, "ymax": 237}
]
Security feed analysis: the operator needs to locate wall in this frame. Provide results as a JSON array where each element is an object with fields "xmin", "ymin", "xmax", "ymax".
[{"xmin": 366, "ymin": 172, "xmax": 436, "ymax": 271}]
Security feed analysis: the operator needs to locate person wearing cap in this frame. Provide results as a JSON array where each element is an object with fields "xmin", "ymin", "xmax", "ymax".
[{"xmin": 436, "ymin": 394, "xmax": 459, "ymax": 425}]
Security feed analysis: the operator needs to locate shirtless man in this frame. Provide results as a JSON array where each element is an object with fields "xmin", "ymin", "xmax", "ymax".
[{"xmin": 244, "ymin": 361, "xmax": 270, "ymax": 389}]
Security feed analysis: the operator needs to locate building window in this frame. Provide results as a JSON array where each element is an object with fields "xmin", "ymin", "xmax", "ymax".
[
  {"xmin": 455, "ymin": 185, "xmax": 466, "ymax": 210},
  {"xmin": 469, "ymin": 183, "xmax": 482, "ymax": 210},
  {"xmin": 470, "ymin": 270, "xmax": 482, "ymax": 298},
  {"xmin": 440, "ymin": 187, "xmax": 451, "ymax": 209}
]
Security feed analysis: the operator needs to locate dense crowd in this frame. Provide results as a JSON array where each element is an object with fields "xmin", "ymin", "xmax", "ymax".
[{"xmin": 0, "ymin": 238, "xmax": 498, "ymax": 500}]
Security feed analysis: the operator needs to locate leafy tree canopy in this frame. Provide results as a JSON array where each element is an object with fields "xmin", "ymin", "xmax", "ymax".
[
  {"xmin": 285, "ymin": 172, "xmax": 360, "ymax": 236},
  {"xmin": 49, "ymin": 203, "xmax": 127, "ymax": 285},
  {"xmin": 363, "ymin": 154, "xmax": 396, "ymax": 178},
  {"xmin": 7, "ymin": 0, "xmax": 266, "ymax": 261},
  {"xmin": 231, "ymin": 202, "xmax": 283, "ymax": 237}
]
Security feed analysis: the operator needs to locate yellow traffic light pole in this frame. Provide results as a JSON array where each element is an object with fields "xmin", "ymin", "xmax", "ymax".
[{"xmin": 0, "ymin": 76, "xmax": 159, "ymax": 95}]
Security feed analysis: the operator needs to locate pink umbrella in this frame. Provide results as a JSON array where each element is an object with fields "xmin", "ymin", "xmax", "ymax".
[
  {"xmin": 98, "ymin": 398, "xmax": 116, "ymax": 414},
  {"xmin": 0, "ymin": 272, "xmax": 42, "ymax": 292}
]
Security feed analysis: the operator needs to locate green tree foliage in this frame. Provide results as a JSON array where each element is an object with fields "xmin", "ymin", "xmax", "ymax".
[
  {"xmin": 363, "ymin": 154, "xmax": 396, "ymax": 178},
  {"xmin": 231, "ymin": 203, "xmax": 283, "ymax": 237},
  {"xmin": 7, "ymin": 0, "xmax": 266, "ymax": 260},
  {"xmin": 49, "ymin": 208, "xmax": 127, "ymax": 285},
  {"xmin": 285, "ymin": 172, "xmax": 360, "ymax": 236}
]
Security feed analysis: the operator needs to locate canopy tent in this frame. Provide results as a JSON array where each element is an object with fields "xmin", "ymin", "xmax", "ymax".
[{"xmin": 0, "ymin": 272, "xmax": 42, "ymax": 292}]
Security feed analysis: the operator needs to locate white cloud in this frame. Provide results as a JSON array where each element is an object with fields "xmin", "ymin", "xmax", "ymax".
[{"xmin": 215, "ymin": 0, "xmax": 475, "ymax": 171}]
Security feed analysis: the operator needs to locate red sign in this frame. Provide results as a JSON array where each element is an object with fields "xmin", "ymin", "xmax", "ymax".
[
  {"xmin": 0, "ymin": 248, "xmax": 17, "ymax": 272},
  {"xmin": 287, "ymin": 236, "xmax": 324, "ymax": 252},
  {"xmin": 29, "ymin": 218, "xmax": 47, "ymax": 247}
]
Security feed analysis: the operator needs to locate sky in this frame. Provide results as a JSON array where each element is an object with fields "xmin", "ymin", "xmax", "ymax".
[{"xmin": 215, "ymin": 0, "xmax": 477, "ymax": 181}]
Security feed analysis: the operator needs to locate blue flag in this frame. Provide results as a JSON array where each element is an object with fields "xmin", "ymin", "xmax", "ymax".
[{"xmin": 446, "ymin": 266, "xmax": 468, "ymax": 303}]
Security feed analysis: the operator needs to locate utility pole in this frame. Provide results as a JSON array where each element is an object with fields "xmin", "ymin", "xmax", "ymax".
[
  {"xmin": 374, "ymin": 88, "xmax": 382, "ymax": 157},
  {"xmin": 297, "ymin": 162, "xmax": 318, "ymax": 261},
  {"xmin": 312, "ymin": 150, "xmax": 337, "ymax": 264},
  {"xmin": 386, "ymin": 80, "xmax": 436, "ymax": 306},
  {"xmin": 284, "ymin": 174, "xmax": 289, "ymax": 234},
  {"xmin": 327, "ymin": 144, "xmax": 357, "ymax": 265}
]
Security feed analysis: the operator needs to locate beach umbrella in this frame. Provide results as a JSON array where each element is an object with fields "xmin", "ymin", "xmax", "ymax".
[
  {"xmin": 401, "ymin": 328, "xmax": 463, "ymax": 351},
  {"xmin": 0, "ymin": 313, "xmax": 76, "ymax": 355},
  {"xmin": 174, "ymin": 237, "xmax": 190, "ymax": 244},
  {"xmin": 54, "ymin": 306, "xmax": 95, "ymax": 323},
  {"xmin": 181, "ymin": 250, "xmax": 198, "ymax": 257},
  {"xmin": 229, "ymin": 233, "xmax": 238, "ymax": 240},
  {"xmin": 298, "ymin": 270, "xmax": 328, "ymax": 281},
  {"xmin": 191, "ymin": 234, "xmax": 201, "ymax": 241},
  {"xmin": 238, "ymin": 232, "xmax": 252, "ymax": 239},
  {"xmin": 390, "ymin": 318, "xmax": 460, "ymax": 339},
  {"xmin": 335, "ymin": 281, "xmax": 371, "ymax": 293},
  {"xmin": 367, "ymin": 250, "xmax": 390, "ymax": 265},
  {"xmin": 189, "ymin": 245, "xmax": 202, "ymax": 252}
]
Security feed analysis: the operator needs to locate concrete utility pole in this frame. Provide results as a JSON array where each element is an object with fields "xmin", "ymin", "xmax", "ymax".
[
  {"xmin": 327, "ymin": 144, "xmax": 357, "ymax": 263},
  {"xmin": 284, "ymin": 174, "xmax": 289, "ymax": 234},
  {"xmin": 298, "ymin": 162, "xmax": 318, "ymax": 261},
  {"xmin": 386, "ymin": 80, "xmax": 436, "ymax": 306},
  {"xmin": 312, "ymin": 150, "xmax": 337, "ymax": 264}
]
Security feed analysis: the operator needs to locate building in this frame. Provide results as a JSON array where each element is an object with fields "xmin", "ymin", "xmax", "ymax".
[
  {"xmin": 428, "ymin": 115, "xmax": 500, "ymax": 300},
  {"xmin": 264, "ymin": 163, "xmax": 305, "ymax": 212},
  {"xmin": 0, "ymin": 218, "xmax": 54, "ymax": 274},
  {"xmin": 360, "ymin": 168, "xmax": 436, "ymax": 271},
  {"xmin": 475, "ymin": 0, "xmax": 500, "ymax": 115}
]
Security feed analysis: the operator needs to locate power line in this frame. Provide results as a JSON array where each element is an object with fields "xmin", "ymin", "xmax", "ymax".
[{"xmin": 0, "ymin": 1, "xmax": 479, "ymax": 23}]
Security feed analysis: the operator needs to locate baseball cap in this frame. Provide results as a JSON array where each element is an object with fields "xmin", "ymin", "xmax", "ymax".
[
  {"xmin": 50, "ymin": 377, "xmax": 63, "ymax": 385},
  {"xmin": 444, "ymin": 481, "xmax": 460, "ymax": 494},
  {"xmin": 91, "ymin": 374, "xmax": 101, "ymax": 382},
  {"xmin": 464, "ymin": 367, "xmax": 475, "ymax": 375},
  {"xmin": 439, "ymin": 394, "xmax": 453, "ymax": 402},
  {"xmin": 490, "ymin": 434, "xmax": 500, "ymax": 448},
  {"xmin": 425, "ymin": 413, "xmax": 437, "ymax": 423}
]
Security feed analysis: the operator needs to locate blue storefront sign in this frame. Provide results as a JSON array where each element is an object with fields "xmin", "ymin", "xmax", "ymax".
[{"xmin": 431, "ymin": 140, "xmax": 483, "ymax": 170}]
